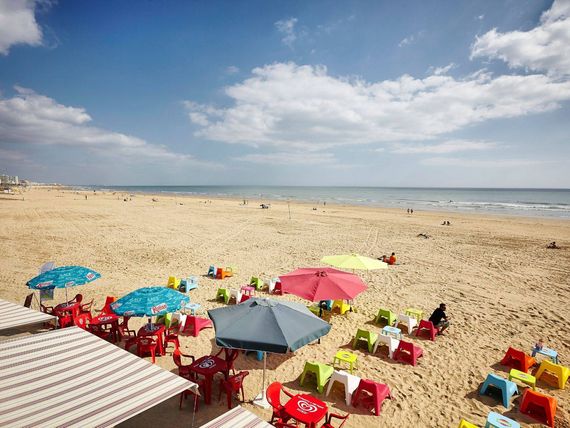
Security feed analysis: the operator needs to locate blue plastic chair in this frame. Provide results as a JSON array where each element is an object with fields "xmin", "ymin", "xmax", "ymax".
[
  {"xmin": 479, "ymin": 373, "xmax": 518, "ymax": 408},
  {"xmin": 207, "ymin": 265, "xmax": 216, "ymax": 277}
]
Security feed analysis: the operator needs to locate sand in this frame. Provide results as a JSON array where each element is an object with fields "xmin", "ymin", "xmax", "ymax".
[{"xmin": 0, "ymin": 187, "xmax": 569, "ymax": 428}]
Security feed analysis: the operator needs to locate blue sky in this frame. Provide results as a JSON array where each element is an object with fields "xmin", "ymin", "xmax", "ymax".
[{"xmin": 1, "ymin": 0, "xmax": 569, "ymax": 187}]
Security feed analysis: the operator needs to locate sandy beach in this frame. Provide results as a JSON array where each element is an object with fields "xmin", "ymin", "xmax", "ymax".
[{"xmin": 0, "ymin": 187, "xmax": 568, "ymax": 428}]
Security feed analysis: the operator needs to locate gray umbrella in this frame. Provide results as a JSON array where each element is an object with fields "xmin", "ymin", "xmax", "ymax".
[{"xmin": 208, "ymin": 297, "xmax": 331, "ymax": 407}]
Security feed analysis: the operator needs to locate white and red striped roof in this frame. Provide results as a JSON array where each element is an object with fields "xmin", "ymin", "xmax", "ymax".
[
  {"xmin": 199, "ymin": 406, "xmax": 272, "ymax": 428},
  {"xmin": 0, "ymin": 326, "xmax": 197, "ymax": 428},
  {"xmin": 0, "ymin": 298, "xmax": 56, "ymax": 332}
]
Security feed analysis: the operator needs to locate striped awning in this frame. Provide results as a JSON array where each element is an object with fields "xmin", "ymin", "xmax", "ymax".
[
  {"xmin": 199, "ymin": 406, "xmax": 272, "ymax": 428},
  {"xmin": 0, "ymin": 298, "xmax": 56, "ymax": 332},
  {"xmin": 0, "ymin": 327, "xmax": 198, "ymax": 428}
]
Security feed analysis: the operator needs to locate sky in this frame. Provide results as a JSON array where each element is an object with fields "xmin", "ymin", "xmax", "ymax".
[{"xmin": 0, "ymin": 0, "xmax": 569, "ymax": 188}]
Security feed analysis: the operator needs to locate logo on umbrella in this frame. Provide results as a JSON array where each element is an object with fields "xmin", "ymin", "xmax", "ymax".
[
  {"xmin": 65, "ymin": 281, "xmax": 75, "ymax": 288},
  {"xmin": 37, "ymin": 281, "xmax": 53, "ymax": 289},
  {"xmin": 151, "ymin": 303, "xmax": 167, "ymax": 314},
  {"xmin": 86, "ymin": 273, "xmax": 95, "ymax": 280}
]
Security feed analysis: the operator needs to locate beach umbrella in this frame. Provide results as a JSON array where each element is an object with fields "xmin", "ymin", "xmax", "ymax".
[
  {"xmin": 26, "ymin": 265, "xmax": 101, "ymax": 301},
  {"xmin": 278, "ymin": 267, "xmax": 367, "ymax": 302},
  {"xmin": 111, "ymin": 286, "xmax": 189, "ymax": 321},
  {"xmin": 208, "ymin": 297, "xmax": 331, "ymax": 408},
  {"xmin": 321, "ymin": 253, "xmax": 387, "ymax": 271}
]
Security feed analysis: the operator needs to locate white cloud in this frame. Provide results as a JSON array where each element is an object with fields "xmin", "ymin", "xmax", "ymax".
[
  {"xmin": 391, "ymin": 140, "xmax": 496, "ymax": 154},
  {"xmin": 184, "ymin": 62, "xmax": 570, "ymax": 151},
  {"xmin": 428, "ymin": 63, "xmax": 456, "ymax": 75},
  {"xmin": 398, "ymin": 31, "xmax": 424, "ymax": 48},
  {"xmin": 471, "ymin": 0, "xmax": 570, "ymax": 76},
  {"xmin": 275, "ymin": 17, "xmax": 298, "ymax": 48},
  {"xmin": 0, "ymin": 0, "xmax": 45, "ymax": 55},
  {"xmin": 477, "ymin": 14, "xmax": 485, "ymax": 21},
  {"xmin": 420, "ymin": 157, "xmax": 547, "ymax": 167},
  {"xmin": 237, "ymin": 152, "xmax": 336, "ymax": 165},
  {"xmin": 0, "ymin": 87, "xmax": 192, "ymax": 161},
  {"xmin": 226, "ymin": 65, "xmax": 239, "ymax": 75}
]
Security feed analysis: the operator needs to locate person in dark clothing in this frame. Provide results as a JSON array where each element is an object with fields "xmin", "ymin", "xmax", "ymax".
[{"xmin": 429, "ymin": 303, "xmax": 450, "ymax": 334}]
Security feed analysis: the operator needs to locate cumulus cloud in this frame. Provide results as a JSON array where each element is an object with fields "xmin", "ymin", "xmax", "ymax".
[
  {"xmin": 0, "ymin": 87, "xmax": 191, "ymax": 161},
  {"xmin": 398, "ymin": 31, "xmax": 424, "ymax": 48},
  {"xmin": 0, "ymin": 0, "xmax": 46, "ymax": 55},
  {"xmin": 237, "ymin": 152, "xmax": 336, "ymax": 165},
  {"xmin": 471, "ymin": 0, "xmax": 570, "ymax": 76},
  {"xmin": 391, "ymin": 140, "xmax": 496, "ymax": 154},
  {"xmin": 428, "ymin": 63, "xmax": 456, "ymax": 75},
  {"xmin": 275, "ymin": 17, "xmax": 299, "ymax": 48},
  {"xmin": 226, "ymin": 65, "xmax": 240, "ymax": 75},
  {"xmin": 184, "ymin": 62, "xmax": 570, "ymax": 152}
]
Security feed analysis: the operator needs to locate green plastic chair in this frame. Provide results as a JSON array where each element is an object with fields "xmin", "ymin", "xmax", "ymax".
[
  {"xmin": 375, "ymin": 309, "xmax": 397, "ymax": 326},
  {"xmin": 353, "ymin": 329, "xmax": 378, "ymax": 353},
  {"xmin": 249, "ymin": 277, "xmax": 264, "ymax": 291},
  {"xmin": 216, "ymin": 288, "xmax": 230, "ymax": 304},
  {"xmin": 300, "ymin": 361, "xmax": 334, "ymax": 393}
]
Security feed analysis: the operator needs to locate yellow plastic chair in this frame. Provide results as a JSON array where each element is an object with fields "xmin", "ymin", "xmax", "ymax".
[
  {"xmin": 216, "ymin": 288, "xmax": 230, "ymax": 304},
  {"xmin": 167, "ymin": 276, "xmax": 180, "ymax": 290},
  {"xmin": 535, "ymin": 360, "xmax": 569, "ymax": 389},
  {"xmin": 458, "ymin": 420, "xmax": 478, "ymax": 428},
  {"xmin": 332, "ymin": 300, "xmax": 351, "ymax": 315}
]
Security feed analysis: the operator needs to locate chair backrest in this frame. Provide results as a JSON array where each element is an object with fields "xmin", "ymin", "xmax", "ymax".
[
  {"xmin": 23, "ymin": 293, "xmax": 34, "ymax": 308},
  {"xmin": 397, "ymin": 340, "xmax": 413, "ymax": 353},
  {"xmin": 73, "ymin": 294, "xmax": 83, "ymax": 304},
  {"xmin": 74, "ymin": 313, "xmax": 90, "ymax": 330},
  {"xmin": 139, "ymin": 337, "xmax": 156, "ymax": 347},
  {"xmin": 39, "ymin": 261, "xmax": 55, "ymax": 274},
  {"xmin": 172, "ymin": 348, "xmax": 183, "ymax": 368},
  {"xmin": 102, "ymin": 296, "xmax": 116, "ymax": 313},
  {"xmin": 266, "ymin": 382, "xmax": 284, "ymax": 409},
  {"xmin": 167, "ymin": 276, "xmax": 178, "ymax": 289},
  {"xmin": 228, "ymin": 370, "xmax": 249, "ymax": 388}
]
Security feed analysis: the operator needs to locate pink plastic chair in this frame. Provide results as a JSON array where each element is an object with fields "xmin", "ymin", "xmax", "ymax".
[
  {"xmin": 415, "ymin": 320, "xmax": 437, "ymax": 341},
  {"xmin": 351, "ymin": 379, "xmax": 392, "ymax": 416},
  {"xmin": 181, "ymin": 316, "xmax": 213, "ymax": 337},
  {"xmin": 394, "ymin": 340, "xmax": 423, "ymax": 366}
]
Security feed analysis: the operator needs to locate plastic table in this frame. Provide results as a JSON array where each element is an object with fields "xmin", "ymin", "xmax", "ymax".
[
  {"xmin": 485, "ymin": 411, "xmax": 520, "ymax": 428},
  {"xmin": 405, "ymin": 308, "xmax": 424, "ymax": 322},
  {"xmin": 333, "ymin": 350, "xmax": 358, "ymax": 373},
  {"xmin": 138, "ymin": 324, "xmax": 166, "ymax": 356},
  {"xmin": 533, "ymin": 347, "xmax": 559, "ymax": 364},
  {"xmin": 508, "ymin": 368, "xmax": 536, "ymax": 390},
  {"xmin": 189, "ymin": 355, "xmax": 227, "ymax": 404},
  {"xmin": 89, "ymin": 313, "xmax": 120, "ymax": 342},
  {"xmin": 382, "ymin": 326, "xmax": 402, "ymax": 340},
  {"xmin": 284, "ymin": 394, "xmax": 328, "ymax": 428}
]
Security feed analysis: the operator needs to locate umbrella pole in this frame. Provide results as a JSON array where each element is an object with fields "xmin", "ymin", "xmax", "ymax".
[{"xmin": 253, "ymin": 351, "xmax": 270, "ymax": 408}]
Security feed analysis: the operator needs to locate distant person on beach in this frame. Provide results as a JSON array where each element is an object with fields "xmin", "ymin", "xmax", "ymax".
[
  {"xmin": 407, "ymin": 208, "xmax": 410, "ymax": 214},
  {"xmin": 429, "ymin": 303, "xmax": 450, "ymax": 335},
  {"xmin": 547, "ymin": 241, "xmax": 559, "ymax": 249},
  {"xmin": 531, "ymin": 338, "xmax": 544, "ymax": 357},
  {"xmin": 410, "ymin": 209, "xmax": 414, "ymax": 214},
  {"xmin": 379, "ymin": 253, "xmax": 397, "ymax": 265}
]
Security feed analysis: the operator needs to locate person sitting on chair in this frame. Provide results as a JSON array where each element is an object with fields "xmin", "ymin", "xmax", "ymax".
[
  {"xmin": 429, "ymin": 303, "xmax": 450, "ymax": 335},
  {"xmin": 547, "ymin": 241, "xmax": 559, "ymax": 249},
  {"xmin": 388, "ymin": 252, "xmax": 396, "ymax": 265}
]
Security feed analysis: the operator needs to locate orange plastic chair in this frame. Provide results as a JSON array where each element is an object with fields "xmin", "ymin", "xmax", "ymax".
[
  {"xmin": 520, "ymin": 389, "xmax": 556, "ymax": 428},
  {"xmin": 501, "ymin": 347, "xmax": 536, "ymax": 373}
]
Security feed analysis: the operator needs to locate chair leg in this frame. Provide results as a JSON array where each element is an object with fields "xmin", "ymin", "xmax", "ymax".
[{"xmin": 226, "ymin": 387, "xmax": 232, "ymax": 409}]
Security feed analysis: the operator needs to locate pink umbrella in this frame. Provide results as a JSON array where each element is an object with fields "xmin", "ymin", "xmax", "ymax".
[{"xmin": 279, "ymin": 267, "xmax": 368, "ymax": 302}]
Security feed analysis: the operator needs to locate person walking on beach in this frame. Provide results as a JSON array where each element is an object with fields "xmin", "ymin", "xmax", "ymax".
[{"xmin": 429, "ymin": 303, "xmax": 450, "ymax": 335}]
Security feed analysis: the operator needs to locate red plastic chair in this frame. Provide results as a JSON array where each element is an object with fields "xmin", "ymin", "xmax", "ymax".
[
  {"xmin": 179, "ymin": 379, "xmax": 205, "ymax": 411},
  {"xmin": 214, "ymin": 348, "xmax": 240, "ymax": 377},
  {"xmin": 117, "ymin": 316, "xmax": 136, "ymax": 339},
  {"xmin": 23, "ymin": 293, "xmax": 34, "ymax": 308},
  {"xmin": 274, "ymin": 421, "xmax": 297, "ymax": 428},
  {"xmin": 74, "ymin": 313, "xmax": 91, "ymax": 330},
  {"xmin": 69, "ymin": 294, "xmax": 83, "ymax": 305},
  {"xmin": 394, "ymin": 340, "xmax": 423, "ymax": 366},
  {"xmin": 351, "ymin": 379, "xmax": 392, "ymax": 416},
  {"xmin": 97, "ymin": 296, "xmax": 116, "ymax": 315},
  {"xmin": 321, "ymin": 412, "xmax": 350, "ymax": 427},
  {"xmin": 239, "ymin": 294, "xmax": 251, "ymax": 304},
  {"xmin": 173, "ymin": 348, "xmax": 196, "ymax": 379},
  {"xmin": 501, "ymin": 347, "xmax": 536, "ymax": 373},
  {"xmin": 218, "ymin": 370, "xmax": 249, "ymax": 409},
  {"xmin": 56, "ymin": 304, "xmax": 80, "ymax": 329},
  {"xmin": 273, "ymin": 281, "xmax": 283, "ymax": 295},
  {"xmin": 137, "ymin": 337, "xmax": 159, "ymax": 363},
  {"xmin": 520, "ymin": 389, "xmax": 556, "ymax": 428},
  {"xmin": 266, "ymin": 381, "xmax": 294, "ymax": 424},
  {"xmin": 79, "ymin": 299, "xmax": 93, "ymax": 316},
  {"xmin": 164, "ymin": 326, "xmax": 180, "ymax": 351},
  {"xmin": 415, "ymin": 320, "xmax": 437, "ymax": 341},
  {"xmin": 181, "ymin": 315, "xmax": 213, "ymax": 337}
]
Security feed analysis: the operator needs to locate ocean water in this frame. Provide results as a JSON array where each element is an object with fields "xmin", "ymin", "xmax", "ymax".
[{"xmin": 91, "ymin": 186, "xmax": 570, "ymax": 219}]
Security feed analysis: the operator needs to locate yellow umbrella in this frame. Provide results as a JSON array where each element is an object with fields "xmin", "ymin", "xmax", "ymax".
[{"xmin": 321, "ymin": 253, "xmax": 387, "ymax": 270}]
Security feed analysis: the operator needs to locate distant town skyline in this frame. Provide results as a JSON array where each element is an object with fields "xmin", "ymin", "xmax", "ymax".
[{"xmin": 0, "ymin": 0, "xmax": 569, "ymax": 188}]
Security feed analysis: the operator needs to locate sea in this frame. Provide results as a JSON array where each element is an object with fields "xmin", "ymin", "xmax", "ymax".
[{"xmin": 88, "ymin": 186, "xmax": 570, "ymax": 219}]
